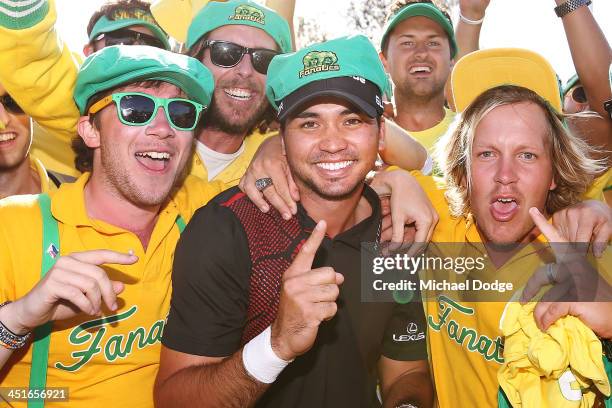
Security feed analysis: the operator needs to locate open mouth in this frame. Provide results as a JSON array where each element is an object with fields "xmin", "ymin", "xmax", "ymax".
[
  {"xmin": 409, "ymin": 66, "xmax": 432, "ymax": 75},
  {"xmin": 224, "ymin": 88, "xmax": 253, "ymax": 101},
  {"xmin": 316, "ymin": 160, "xmax": 355, "ymax": 171},
  {"xmin": 0, "ymin": 132, "xmax": 17, "ymax": 144},
  {"xmin": 490, "ymin": 197, "xmax": 519, "ymax": 221},
  {"xmin": 135, "ymin": 151, "xmax": 171, "ymax": 172}
]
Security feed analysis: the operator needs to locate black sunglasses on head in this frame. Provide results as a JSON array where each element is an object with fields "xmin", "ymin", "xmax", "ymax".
[
  {"xmin": 0, "ymin": 94, "xmax": 24, "ymax": 114},
  {"xmin": 95, "ymin": 28, "xmax": 166, "ymax": 49},
  {"xmin": 198, "ymin": 40, "xmax": 279, "ymax": 75}
]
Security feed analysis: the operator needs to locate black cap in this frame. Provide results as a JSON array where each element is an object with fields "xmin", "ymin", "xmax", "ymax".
[{"xmin": 277, "ymin": 76, "xmax": 384, "ymax": 122}]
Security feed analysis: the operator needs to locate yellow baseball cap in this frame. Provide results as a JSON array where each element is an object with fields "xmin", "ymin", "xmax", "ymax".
[
  {"xmin": 150, "ymin": 0, "xmax": 221, "ymax": 43},
  {"xmin": 451, "ymin": 48, "xmax": 562, "ymax": 113}
]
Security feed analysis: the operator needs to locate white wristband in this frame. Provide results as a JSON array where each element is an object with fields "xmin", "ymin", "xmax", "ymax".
[
  {"xmin": 242, "ymin": 326, "xmax": 293, "ymax": 384},
  {"xmin": 459, "ymin": 11, "xmax": 485, "ymax": 25}
]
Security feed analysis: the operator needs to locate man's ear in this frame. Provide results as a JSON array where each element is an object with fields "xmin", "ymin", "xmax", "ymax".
[
  {"xmin": 549, "ymin": 175, "xmax": 557, "ymax": 191},
  {"xmin": 83, "ymin": 44, "xmax": 94, "ymax": 57},
  {"xmin": 77, "ymin": 116, "xmax": 101, "ymax": 149},
  {"xmin": 280, "ymin": 133, "xmax": 286, "ymax": 156},
  {"xmin": 379, "ymin": 51, "xmax": 389, "ymax": 73}
]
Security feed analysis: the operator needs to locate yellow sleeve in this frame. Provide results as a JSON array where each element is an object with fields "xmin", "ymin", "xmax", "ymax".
[
  {"xmin": 386, "ymin": 167, "xmax": 449, "ymax": 213},
  {"xmin": 582, "ymin": 168, "xmax": 612, "ymax": 203},
  {"xmin": 173, "ymin": 176, "xmax": 226, "ymax": 222},
  {"xmin": 0, "ymin": 0, "xmax": 81, "ymax": 173}
]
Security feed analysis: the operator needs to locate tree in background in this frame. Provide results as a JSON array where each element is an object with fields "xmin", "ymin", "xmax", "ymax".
[
  {"xmin": 343, "ymin": 0, "xmax": 457, "ymax": 45},
  {"xmin": 345, "ymin": 0, "xmax": 390, "ymax": 45},
  {"xmin": 295, "ymin": 0, "xmax": 459, "ymax": 48},
  {"xmin": 296, "ymin": 16, "xmax": 329, "ymax": 49}
]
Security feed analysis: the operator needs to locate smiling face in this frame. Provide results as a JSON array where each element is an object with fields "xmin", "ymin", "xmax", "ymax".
[
  {"xmin": 382, "ymin": 16, "xmax": 452, "ymax": 101},
  {"xmin": 0, "ymin": 85, "xmax": 32, "ymax": 170},
  {"xmin": 83, "ymin": 82, "xmax": 195, "ymax": 207},
  {"xmin": 469, "ymin": 102, "xmax": 557, "ymax": 244},
  {"xmin": 282, "ymin": 97, "xmax": 382, "ymax": 201},
  {"xmin": 198, "ymin": 25, "xmax": 277, "ymax": 135}
]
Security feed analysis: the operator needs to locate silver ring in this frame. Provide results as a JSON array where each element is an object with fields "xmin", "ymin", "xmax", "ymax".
[
  {"xmin": 255, "ymin": 177, "xmax": 273, "ymax": 192},
  {"xmin": 545, "ymin": 263, "xmax": 556, "ymax": 284}
]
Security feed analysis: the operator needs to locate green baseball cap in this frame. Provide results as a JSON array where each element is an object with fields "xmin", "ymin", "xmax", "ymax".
[
  {"xmin": 266, "ymin": 35, "xmax": 391, "ymax": 121},
  {"xmin": 89, "ymin": 14, "xmax": 171, "ymax": 51},
  {"xmin": 562, "ymin": 74, "xmax": 580, "ymax": 97},
  {"xmin": 381, "ymin": 2, "xmax": 457, "ymax": 58},
  {"xmin": 74, "ymin": 45, "xmax": 214, "ymax": 115},
  {"xmin": 186, "ymin": 0, "xmax": 292, "ymax": 53}
]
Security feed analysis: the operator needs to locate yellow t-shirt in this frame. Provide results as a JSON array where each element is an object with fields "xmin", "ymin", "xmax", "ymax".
[
  {"xmin": 31, "ymin": 123, "xmax": 79, "ymax": 178},
  {"xmin": 30, "ymin": 156, "xmax": 60, "ymax": 194},
  {"xmin": 499, "ymin": 301, "xmax": 610, "ymax": 408},
  {"xmin": 413, "ymin": 174, "xmax": 610, "ymax": 408},
  {"xmin": 187, "ymin": 129, "xmax": 275, "ymax": 187},
  {"xmin": 583, "ymin": 168, "xmax": 612, "ymax": 205},
  {"xmin": 0, "ymin": 173, "xmax": 222, "ymax": 407},
  {"xmin": 407, "ymin": 108, "xmax": 457, "ymax": 154}
]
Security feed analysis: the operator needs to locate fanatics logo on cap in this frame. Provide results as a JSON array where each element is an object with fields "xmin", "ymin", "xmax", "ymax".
[
  {"xmin": 229, "ymin": 4, "xmax": 266, "ymax": 25},
  {"xmin": 299, "ymin": 51, "xmax": 340, "ymax": 78}
]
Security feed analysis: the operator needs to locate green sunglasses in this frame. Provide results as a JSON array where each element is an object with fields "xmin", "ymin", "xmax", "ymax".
[{"xmin": 89, "ymin": 92, "xmax": 205, "ymax": 131}]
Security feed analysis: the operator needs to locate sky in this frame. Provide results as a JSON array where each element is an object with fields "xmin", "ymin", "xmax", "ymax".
[{"xmin": 55, "ymin": 0, "xmax": 612, "ymax": 83}]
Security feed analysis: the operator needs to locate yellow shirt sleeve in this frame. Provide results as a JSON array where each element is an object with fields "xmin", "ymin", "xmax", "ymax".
[
  {"xmin": 172, "ymin": 176, "xmax": 226, "ymax": 222},
  {"xmin": 0, "ymin": 0, "xmax": 81, "ymax": 175},
  {"xmin": 582, "ymin": 168, "xmax": 612, "ymax": 204}
]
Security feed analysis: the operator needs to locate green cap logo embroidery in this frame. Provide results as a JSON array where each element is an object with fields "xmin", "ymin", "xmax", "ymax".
[
  {"xmin": 229, "ymin": 4, "xmax": 265, "ymax": 25},
  {"xmin": 299, "ymin": 51, "xmax": 340, "ymax": 78},
  {"xmin": 111, "ymin": 8, "xmax": 157, "ymax": 26}
]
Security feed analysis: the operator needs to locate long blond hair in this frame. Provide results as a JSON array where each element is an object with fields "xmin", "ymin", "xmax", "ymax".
[{"xmin": 437, "ymin": 85, "xmax": 605, "ymax": 219}]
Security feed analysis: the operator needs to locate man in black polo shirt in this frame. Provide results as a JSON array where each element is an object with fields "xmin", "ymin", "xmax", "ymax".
[{"xmin": 155, "ymin": 35, "xmax": 432, "ymax": 408}]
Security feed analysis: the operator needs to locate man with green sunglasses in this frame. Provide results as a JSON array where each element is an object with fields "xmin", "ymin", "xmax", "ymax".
[
  {"xmin": 0, "ymin": 45, "xmax": 225, "ymax": 407},
  {"xmin": 88, "ymin": 92, "xmax": 205, "ymax": 131}
]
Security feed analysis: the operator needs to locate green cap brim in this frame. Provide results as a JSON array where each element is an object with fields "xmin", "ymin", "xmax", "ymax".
[
  {"xmin": 381, "ymin": 3, "xmax": 457, "ymax": 58},
  {"xmin": 266, "ymin": 35, "xmax": 391, "ymax": 114},
  {"xmin": 89, "ymin": 15, "xmax": 171, "ymax": 50}
]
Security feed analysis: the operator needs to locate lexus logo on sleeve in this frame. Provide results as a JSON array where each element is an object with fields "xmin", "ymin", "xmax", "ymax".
[{"xmin": 393, "ymin": 322, "xmax": 425, "ymax": 342}]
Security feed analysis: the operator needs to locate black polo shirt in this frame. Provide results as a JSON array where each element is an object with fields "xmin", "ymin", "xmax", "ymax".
[{"xmin": 163, "ymin": 185, "xmax": 427, "ymax": 407}]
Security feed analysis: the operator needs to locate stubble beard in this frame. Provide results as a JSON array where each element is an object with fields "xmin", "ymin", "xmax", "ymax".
[
  {"xmin": 99, "ymin": 139, "xmax": 193, "ymax": 208},
  {"xmin": 201, "ymin": 92, "xmax": 270, "ymax": 136}
]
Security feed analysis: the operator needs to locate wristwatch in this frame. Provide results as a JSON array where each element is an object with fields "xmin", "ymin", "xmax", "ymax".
[{"xmin": 554, "ymin": 0, "xmax": 591, "ymax": 18}]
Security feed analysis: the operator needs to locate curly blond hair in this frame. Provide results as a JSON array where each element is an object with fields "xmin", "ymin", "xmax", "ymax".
[{"xmin": 436, "ymin": 85, "xmax": 605, "ymax": 219}]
